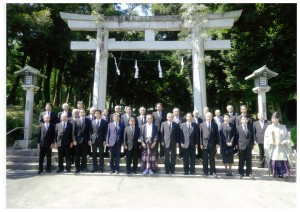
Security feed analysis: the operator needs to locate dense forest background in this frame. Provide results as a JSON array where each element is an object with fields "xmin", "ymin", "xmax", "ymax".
[{"xmin": 6, "ymin": 3, "xmax": 296, "ymax": 123}]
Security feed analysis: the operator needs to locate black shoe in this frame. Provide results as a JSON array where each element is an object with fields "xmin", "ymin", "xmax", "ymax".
[
  {"xmin": 56, "ymin": 170, "xmax": 63, "ymax": 173},
  {"xmin": 165, "ymin": 172, "xmax": 170, "ymax": 174},
  {"xmin": 37, "ymin": 171, "xmax": 42, "ymax": 174},
  {"xmin": 66, "ymin": 170, "xmax": 71, "ymax": 173},
  {"xmin": 75, "ymin": 169, "xmax": 80, "ymax": 173},
  {"xmin": 110, "ymin": 171, "xmax": 115, "ymax": 174},
  {"xmin": 99, "ymin": 170, "xmax": 103, "ymax": 173},
  {"xmin": 126, "ymin": 171, "xmax": 130, "ymax": 174},
  {"xmin": 190, "ymin": 172, "xmax": 195, "ymax": 175},
  {"xmin": 81, "ymin": 168, "xmax": 88, "ymax": 172},
  {"xmin": 90, "ymin": 170, "xmax": 97, "ymax": 173},
  {"xmin": 203, "ymin": 174, "xmax": 208, "ymax": 177},
  {"xmin": 184, "ymin": 172, "xmax": 188, "ymax": 175},
  {"xmin": 46, "ymin": 169, "xmax": 51, "ymax": 173}
]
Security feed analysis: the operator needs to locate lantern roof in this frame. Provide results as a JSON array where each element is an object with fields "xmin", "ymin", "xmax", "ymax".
[
  {"xmin": 245, "ymin": 65, "xmax": 278, "ymax": 81},
  {"xmin": 14, "ymin": 65, "xmax": 47, "ymax": 78}
]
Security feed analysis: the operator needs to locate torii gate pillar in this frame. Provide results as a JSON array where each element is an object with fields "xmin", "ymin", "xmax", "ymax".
[{"xmin": 93, "ymin": 28, "xmax": 108, "ymax": 110}]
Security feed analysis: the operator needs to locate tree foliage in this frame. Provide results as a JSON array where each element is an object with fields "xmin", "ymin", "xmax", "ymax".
[{"xmin": 6, "ymin": 3, "xmax": 296, "ymax": 122}]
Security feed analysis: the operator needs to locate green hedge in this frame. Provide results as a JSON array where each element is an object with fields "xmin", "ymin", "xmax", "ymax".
[
  {"xmin": 290, "ymin": 126, "xmax": 297, "ymax": 147},
  {"xmin": 6, "ymin": 115, "xmax": 24, "ymax": 147}
]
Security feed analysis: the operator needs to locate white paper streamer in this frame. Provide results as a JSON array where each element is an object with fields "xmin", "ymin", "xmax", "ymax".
[
  {"xmin": 180, "ymin": 57, "xmax": 184, "ymax": 74},
  {"xmin": 134, "ymin": 60, "xmax": 139, "ymax": 79},
  {"xmin": 158, "ymin": 60, "xmax": 163, "ymax": 78},
  {"xmin": 114, "ymin": 57, "xmax": 120, "ymax": 75}
]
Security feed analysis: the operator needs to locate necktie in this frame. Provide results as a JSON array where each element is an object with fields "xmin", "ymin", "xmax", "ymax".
[
  {"xmin": 45, "ymin": 124, "xmax": 48, "ymax": 130},
  {"xmin": 63, "ymin": 122, "xmax": 66, "ymax": 131},
  {"xmin": 97, "ymin": 120, "xmax": 100, "ymax": 128},
  {"xmin": 244, "ymin": 125, "xmax": 247, "ymax": 134},
  {"xmin": 208, "ymin": 122, "xmax": 211, "ymax": 131},
  {"xmin": 188, "ymin": 123, "xmax": 191, "ymax": 129},
  {"xmin": 141, "ymin": 116, "xmax": 144, "ymax": 124}
]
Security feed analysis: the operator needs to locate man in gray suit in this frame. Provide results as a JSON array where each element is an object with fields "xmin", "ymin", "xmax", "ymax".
[
  {"xmin": 90, "ymin": 110, "xmax": 108, "ymax": 173},
  {"xmin": 180, "ymin": 113, "xmax": 199, "ymax": 175},
  {"xmin": 124, "ymin": 117, "xmax": 140, "ymax": 174},
  {"xmin": 54, "ymin": 113, "xmax": 73, "ymax": 173},
  {"xmin": 236, "ymin": 115, "xmax": 254, "ymax": 178},
  {"xmin": 106, "ymin": 113, "xmax": 125, "ymax": 174},
  {"xmin": 253, "ymin": 112, "xmax": 270, "ymax": 168},
  {"xmin": 199, "ymin": 112, "xmax": 219, "ymax": 177},
  {"xmin": 37, "ymin": 114, "xmax": 55, "ymax": 174},
  {"xmin": 161, "ymin": 113, "xmax": 179, "ymax": 174}
]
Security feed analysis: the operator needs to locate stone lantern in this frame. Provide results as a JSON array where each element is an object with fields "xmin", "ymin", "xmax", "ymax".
[
  {"xmin": 245, "ymin": 65, "xmax": 278, "ymax": 120},
  {"xmin": 14, "ymin": 65, "xmax": 46, "ymax": 149}
]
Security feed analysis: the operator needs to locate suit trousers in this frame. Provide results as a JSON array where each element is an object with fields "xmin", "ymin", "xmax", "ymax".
[
  {"xmin": 258, "ymin": 144, "xmax": 265, "ymax": 166},
  {"xmin": 156, "ymin": 132, "xmax": 164, "ymax": 158},
  {"xmin": 92, "ymin": 141, "xmax": 105, "ymax": 172},
  {"xmin": 109, "ymin": 143, "xmax": 121, "ymax": 172},
  {"xmin": 183, "ymin": 145, "xmax": 196, "ymax": 174},
  {"xmin": 75, "ymin": 142, "xmax": 88, "ymax": 170},
  {"xmin": 57, "ymin": 146, "xmax": 71, "ymax": 171},
  {"xmin": 238, "ymin": 147, "xmax": 252, "ymax": 175},
  {"xmin": 126, "ymin": 146, "xmax": 139, "ymax": 173},
  {"xmin": 202, "ymin": 148, "xmax": 216, "ymax": 175},
  {"xmin": 164, "ymin": 144, "xmax": 176, "ymax": 174},
  {"xmin": 38, "ymin": 147, "xmax": 52, "ymax": 172}
]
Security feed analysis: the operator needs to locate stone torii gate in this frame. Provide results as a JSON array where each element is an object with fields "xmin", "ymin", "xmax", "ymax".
[{"xmin": 60, "ymin": 10, "xmax": 242, "ymax": 114}]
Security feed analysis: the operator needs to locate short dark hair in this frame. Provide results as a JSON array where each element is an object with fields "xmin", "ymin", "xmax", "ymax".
[
  {"xmin": 95, "ymin": 109, "xmax": 102, "ymax": 114},
  {"xmin": 223, "ymin": 113, "xmax": 230, "ymax": 118}
]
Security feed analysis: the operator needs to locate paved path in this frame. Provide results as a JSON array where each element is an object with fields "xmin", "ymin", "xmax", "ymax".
[{"xmin": 6, "ymin": 171, "xmax": 297, "ymax": 209}]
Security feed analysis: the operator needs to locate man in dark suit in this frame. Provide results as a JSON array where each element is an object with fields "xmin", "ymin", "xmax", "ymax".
[
  {"xmin": 102, "ymin": 109, "xmax": 110, "ymax": 122},
  {"xmin": 110, "ymin": 105, "xmax": 122, "ymax": 122},
  {"xmin": 90, "ymin": 110, "xmax": 108, "ymax": 173},
  {"xmin": 37, "ymin": 114, "xmax": 55, "ymax": 174},
  {"xmin": 57, "ymin": 103, "xmax": 72, "ymax": 123},
  {"xmin": 73, "ymin": 109, "xmax": 91, "ymax": 173},
  {"xmin": 86, "ymin": 107, "xmax": 96, "ymax": 158},
  {"xmin": 152, "ymin": 103, "xmax": 166, "ymax": 159},
  {"xmin": 180, "ymin": 113, "xmax": 199, "ymax": 175},
  {"xmin": 39, "ymin": 102, "xmax": 57, "ymax": 126},
  {"xmin": 253, "ymin": 112, "xmax": 270, "ymax": 168},
  {"xmin": 137, "ymin": 107, "xmax": 146, "ymax": 128},
  {"xmin": 161, "ymin": 113, "xmax": 179, "ymax": 174},
  {"xmin": 140, "ymin": 114, "xmax": 159, "ymax": 175},
  {"xmin": 235, "ymin": 105, "xmax": 253, "ymax": 127},
  {"xmin": 192, "ymin": 110, "xmax": 203, "ymax": 160},
  {"xmin": 236, "ymin": 115, "xmax": 254, "ymax": 178},
  {"xmin": 68, "ymin": 109, "xmax": 79, "ymax": 164},
  {"xmin": 199, "ymin": 112, "xmax": 219, "ymax": 177},
  {"xmin": 226, "ymin": 105, "xmax": 238, "ymax": 125},
  {"xmin": 106, "ymin": 113, "xmax": 125, "ymax": 174},
  {"xmin": 54, "ymin": 113, "xmax": 73, "ymax": 173},
  {"xmin": 124, "ymin": 117, "xmax": 140, "ymax": 174}
]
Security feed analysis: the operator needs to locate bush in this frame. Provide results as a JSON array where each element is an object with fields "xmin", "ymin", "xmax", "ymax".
[
  {"xmin": 6, "ymin": 115, "xmax": 24, "ymax": 147},
  {"xmin": 290, "ymin": 126, "xmax": 297, "ymax": 147}
]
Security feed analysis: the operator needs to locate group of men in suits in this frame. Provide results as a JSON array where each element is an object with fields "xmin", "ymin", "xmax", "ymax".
[{"xmin": 37, "ymin": 102, "xmax": 270, "ymax": 177}]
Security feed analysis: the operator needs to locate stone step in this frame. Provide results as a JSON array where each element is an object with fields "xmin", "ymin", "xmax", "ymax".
[
  {"xmin": 6, "ymin": 155, "xmax": 264, "ymax": 166},
  {"xmin": 6, "ymin": 149, "xmax": 262, "ymax": 160},
  {"xmin": 6, "ymin": 161, "xmax": 279, "ymax": 175}
]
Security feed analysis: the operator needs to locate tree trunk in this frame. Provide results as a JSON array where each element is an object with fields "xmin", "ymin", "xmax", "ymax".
[
  {"xmin": 44, "ymin": 55, "xmax": 54, "ymax": 103},
  {"xmin": 53, "ymin": 66, "xmax": 64, "ymax": 107},
  {"xmin": 7, "ymin": 51, "xmax": 28, "ymax": 105}
]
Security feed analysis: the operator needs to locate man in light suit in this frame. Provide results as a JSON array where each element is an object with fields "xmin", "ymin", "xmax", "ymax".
[
  {"xmin": 90, "ymin": 110, "xmax": 108, "ymax": 173},
  {"xmin": 57, "ymin": 103, "xmax": 72, "ymax": 123},
  {"xmin": 137, "ymin": 107, "xmax": 147, "ymax": 128},
  {"xmin": 106, "ymin": 113, "xmax": 125, "ymax": 174},
  {"xmin": 102, "ymin": 109, "xmax": 110, "ymax": 122},
  {"xmin": 199, "ymin": 112, "xmax": 219, "ymax": 177},
  {"xmin": 37, "ymin": 114, "xmax": 55, "ymax": 174},
  {"xmin": 121, "ymin": 106, "xmax": 136, "ymax": 127},
  {"xmin": 54, "ymin": 113, "xmax": 73, "ymax": 173},
  {"xmin": 73, "ymin": 109, "xmax": 91, "ymax": 173},
  {"xmin": 110, "ymin": 105, "xmax": 122, "ymax": 122},
  {"xmin": 253, "ymin": 112, "xmax": 270, "ymax": 168},
  {"xmin": 152, "ymin": 103, "xmax": 166, "ymax": 159},
  {"xmin": 192, "ymin": 110, "xmax": 203, "ymax": 160},
  {"xmin": 124, "ymin": 117, "xmax": 140, "ymax": 174},
  {"xmin": 213, "ymin": 109, "xmax": 224, "ymax": 130},
  {"xmin": 180, "ymin": 113, "xmax": 199, "ymax": 175},
  {"xmin": 39, "ymin": 102, "xmax": 57, "ymax": 125},
  {"xmin": 140, "ymin": 114, "xmax": 159, "ymax": 175},
  {"xmin": 236, "ymin": 115, "xmax": 254, "ymax": 178},
  {"xmin": 161, "ymin": 113, "xmax": 179, "ymax": 174}
]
